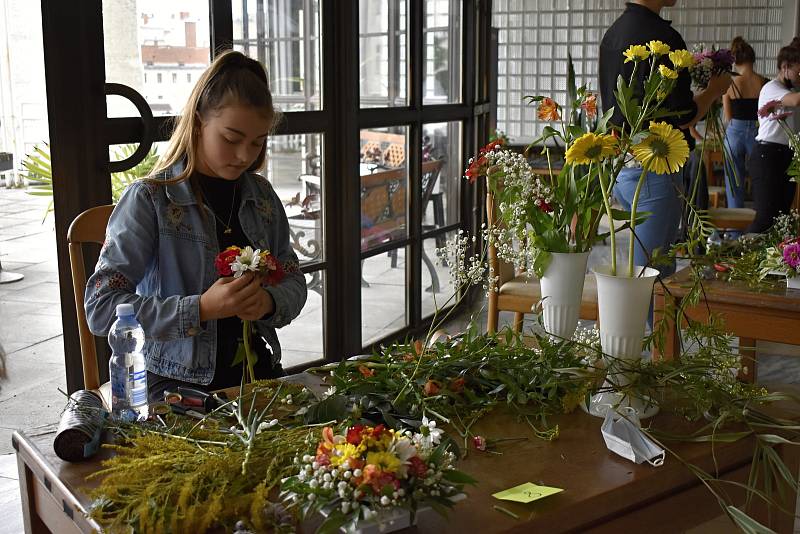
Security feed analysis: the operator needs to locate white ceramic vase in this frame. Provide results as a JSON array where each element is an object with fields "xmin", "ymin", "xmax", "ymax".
[
  {"xmin": 586, "ymin": 264, "xmax": 660, "ymax": 419},
  {"xmin": 788, "ymin": 276, "xmax": 800, "ymax": 290},
  {"xmin": 539, "ymin": 251, "xmax": 591, "ymax": 341}
]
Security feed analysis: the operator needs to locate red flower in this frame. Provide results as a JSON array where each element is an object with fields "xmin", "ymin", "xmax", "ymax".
[
  {"xmin": 449, "ymin": 377, "xmax": 466, "ymax": 393},
  {"xmin": 472, "ymin": 435, "xmax": 487, "ymax": 451},
  {"xmin": 408, "ymin": 456, "xmax": 428, "ymax": 478},
  {"xmin": 346, "ymin": 425, "xmax": 365, "ymax": 445},
  {"xmin": 537, "ymin": 198, "xmax": 554, "ymax": 213},
  {"xmin": 371, "ymin": 424, "xmax": 387, "ymax": 438},
  {"xmin": 464, "ymin": 139, "xmax": 505, "ymax": 184},
  {"xmin": 358, "ymin": 365, "xmax": 375, "ymax": 378},
  {"xmin": 713, "ymin": 263, "xmax": 730, "ymax": 273},
  {"xmin": 262, "ymin": 260, "xmax": 285, "ymax": 286},
  {"xmin": 214, "ymin": 246, "xmax": 241, "ymax": 277},
  {"xmin": 423, "ymin": 380, "xmax": 440, "ymax": 396}
]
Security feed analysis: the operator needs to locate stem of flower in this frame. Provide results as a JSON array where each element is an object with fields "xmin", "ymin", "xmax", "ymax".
[
  {"xmin": 242, "ymin": 320, "xmax": 256, "ymax": 383},
  {"xmin": 628, "ymin": 167, "xmax": 649, "ymax": 277},
  {"xmin": 597, "ymin": 161, "xmax": 617, "ymax": 275}
]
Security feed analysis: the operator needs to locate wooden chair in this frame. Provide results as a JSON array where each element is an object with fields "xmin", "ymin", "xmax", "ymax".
[
  {"xmin": 383, "ymin": 143, "xmax": 405, "ymax": 168},
  {"xmin": 486, "ymin": 188, "xmax": 598, "ymax": 334},
  {"xmin": 67, "ymin": 204, "xmax": 114, "ymax": 391}
]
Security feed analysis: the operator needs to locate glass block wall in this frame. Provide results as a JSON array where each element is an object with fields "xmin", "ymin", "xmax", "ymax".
[{"xmin": 494, "ymin": 0, "xmax": 787, "ymax": 143}]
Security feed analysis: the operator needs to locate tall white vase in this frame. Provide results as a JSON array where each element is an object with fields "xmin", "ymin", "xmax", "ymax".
[
  {"xmin": 539, "ymin": 251, "xmax": 590, "ymax": 341},
  {"xmin": 586, "ymin": 264, "xmax": 660, "ymax": 419}
]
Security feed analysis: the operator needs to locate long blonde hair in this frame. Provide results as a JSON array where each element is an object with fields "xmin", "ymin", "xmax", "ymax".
[{"xmin": 148, "ymin": 50, "xmax": 280, "ymax": 185}]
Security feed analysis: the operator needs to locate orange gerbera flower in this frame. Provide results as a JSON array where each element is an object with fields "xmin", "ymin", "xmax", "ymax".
[{"xmin": 537, "ymin": 97, "xmax": 560, "ymax": 121}]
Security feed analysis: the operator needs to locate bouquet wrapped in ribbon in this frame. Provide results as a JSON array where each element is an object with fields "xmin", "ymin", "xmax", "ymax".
[{"xmin": 214, "ymin": 245, "xmax": 285, "ymax": 382}]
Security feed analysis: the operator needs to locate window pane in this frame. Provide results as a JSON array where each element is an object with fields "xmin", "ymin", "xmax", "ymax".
[
  {"xmin": 360, "ymin": 0, "xmax": 407, "ymax": 108},
  {"xmin": 104, "ymin": 1, "xmax": 211, "ymax": 117},
  {"xmin": 421, "ymin": 231, "xmax": 457, "ymax": 319},
  {"xmin": 362, "ymin": 247, "xmax": 406, "ymax": 345},
  {"xmin": 232, "ymin": 0, "xmax": 322, "ymax": 112},
  {"xmin": 107, "ymin": 141, "xmax": 167, "ymax": 202},
  {"xmin": 423, "ymin": 1, "xmax": 461, "ymax": 104},
  {"xmin": 266, "ymin": 133, "xmax": 325, "ymax": 266},
  {"xmin": 360, "ymin": 127, "xmax": 408, "ymax": 253},
  {"xmin": 422, "ymin": 122, "xmax": 461, "ymax": 232},
  {"xmin": 280, "ymin": 271, "xmax": 325, "ymax": 368}
]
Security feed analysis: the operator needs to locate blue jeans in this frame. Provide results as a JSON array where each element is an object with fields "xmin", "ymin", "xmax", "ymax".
[
  {"xmin": 723, "ymin": 119, "xmax": 757, "ymax": 209},
  {"xmin": 612, "ymin": 167, "xmax": 684, "ymax": 279}
]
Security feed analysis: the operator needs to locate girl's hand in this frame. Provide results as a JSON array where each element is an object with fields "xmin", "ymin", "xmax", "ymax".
[
  {"xmin": 237, "ymin": 275, "xmax": 275, "ymax": 320},
  {"xmin": 200, "ymin": 273, "xmax": 258, "ymax": 321}
]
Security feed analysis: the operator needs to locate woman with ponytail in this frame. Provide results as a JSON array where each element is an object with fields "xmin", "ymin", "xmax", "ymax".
[{"xmin": 721, "ymin": 37, "xmax": 766, "ymax": 215}]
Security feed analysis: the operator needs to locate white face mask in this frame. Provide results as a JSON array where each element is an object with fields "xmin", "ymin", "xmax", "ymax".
[{"xmin": 601, "ymin": 407, "xmax": 665, "ymax": 467}]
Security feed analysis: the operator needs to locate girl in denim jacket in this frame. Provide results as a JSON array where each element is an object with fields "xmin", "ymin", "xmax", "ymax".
[{"xmin": 85, "ymin": 51, "xmax": 307, "ymax": 397}]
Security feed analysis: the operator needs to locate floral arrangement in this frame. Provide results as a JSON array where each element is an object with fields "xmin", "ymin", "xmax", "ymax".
[
  {"xmin": 462, "ymin": 42, "xmax": 693, "ymax": 281},
  {"xmin": 281, "ymin": 422, "xmax": 474, "ymax": 532},
  {"xmin": 761, "ymin": 238, "xmax": 800, "ymax": 279},
  {"xmin": 215, "ymin": 245, "xmax": 285, "ymax": 382}
]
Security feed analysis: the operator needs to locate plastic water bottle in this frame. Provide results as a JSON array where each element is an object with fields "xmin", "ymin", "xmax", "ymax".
[{"xmin": 108, "ymin": 303, "xmax": 148, "ymax": 421}]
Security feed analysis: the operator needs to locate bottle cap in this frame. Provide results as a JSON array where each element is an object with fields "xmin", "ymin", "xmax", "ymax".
[{"xmin": 115, "ymin": 303, "xmax": 135, "ymax": 317}]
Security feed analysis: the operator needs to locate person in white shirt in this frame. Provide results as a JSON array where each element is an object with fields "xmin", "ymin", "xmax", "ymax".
[{"xmin": 749, "ymin": 42, "xmax": 800, "ymax": 233}]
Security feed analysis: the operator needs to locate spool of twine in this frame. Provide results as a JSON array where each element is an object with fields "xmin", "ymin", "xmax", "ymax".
[{"xmin": 53, "ymin": 389, "xmax": 107, "ymax": 462}]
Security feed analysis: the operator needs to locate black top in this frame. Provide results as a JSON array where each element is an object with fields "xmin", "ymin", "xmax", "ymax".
[
  {"xmin": 729, "ymin": 98, "xmax": 759, "ymax": 121},
  {"xmin": 196, "ymin": 172, "xmax": 278, "ymax": 389},
  {"xmin": 599, "ymin": 3, "xmax": 698, "ymax": 149}
]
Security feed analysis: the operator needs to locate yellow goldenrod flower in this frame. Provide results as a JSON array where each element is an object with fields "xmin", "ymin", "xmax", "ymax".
[
  {"xmin": 669, "ymin": 49, "xmax": 695, "ymax": 69},
  {"xmin": 648, "ymin": 40, "xmax": 670, "ymax": 56},
  {"xmin": 623, "ymin": 44, "xmax": 650, "ymax": 63},
  {"xmin": 365, "ymin": 451, "xmax": 402, "ymax": 473},
  {"xmin": 565, "ymin": 132, "xmax": 618, "ymax": 165},
  {"xmin": 658, "ymin": 64, "xmax": 678, "ymax": 80},
  {"xmin": 632, "ymin": 121, "xmax": 690, "ymax": 175}
]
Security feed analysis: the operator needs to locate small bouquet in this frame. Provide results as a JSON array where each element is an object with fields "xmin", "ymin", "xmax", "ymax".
[
  {"xmin": 760, "ymin": 237, "xmax": 800, "ymax": 283},
  {"xmin": 215, "ymin": 245, "xmax": 284, "ymax": 382},
  {"xmin": 689, "ymin": 47, "xmax": 735, "ymax": 90},
  {"xmin": 281, "ymin": 421, "xmax": 474, "ymax": 532}
]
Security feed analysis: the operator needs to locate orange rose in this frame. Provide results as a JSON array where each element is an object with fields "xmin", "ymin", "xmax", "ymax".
[
  {"xmin": 358, "ymin": 365, "xmax": 375, "ymax": 378},
  {"xmin": 449, "ymin": 377, "xmax": 465, "ymax": 393}
]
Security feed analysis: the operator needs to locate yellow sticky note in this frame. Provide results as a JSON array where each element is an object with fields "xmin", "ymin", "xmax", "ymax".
[{"xmin": 492, "ymin": 482, "xmax": 563, "ymax": 503}]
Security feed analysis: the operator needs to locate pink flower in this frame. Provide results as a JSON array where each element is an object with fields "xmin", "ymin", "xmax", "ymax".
[
  {"xmin": 758, "ymin": 100, "xmax": 784, "ymax": 118},
  {"xmin": 783, "ymin": 242, "xmax": 800, "ymax": 269}
]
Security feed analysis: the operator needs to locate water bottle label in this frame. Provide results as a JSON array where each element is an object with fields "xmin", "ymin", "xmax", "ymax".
[{"xmin": 129, "ymin": 369, "xmax": 148, "ymax": 407}]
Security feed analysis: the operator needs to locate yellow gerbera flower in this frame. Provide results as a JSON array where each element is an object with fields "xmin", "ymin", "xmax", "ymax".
[
  {"xmin": 623, "ymin": 44, "xmax": 650, "ymax": 63},
  {"xmin": 658, "ymin": 64, "xmax": 678, "ymax": 80},
  {"xmin": 366, "ymin": 451, "xmax": 402, "ymax": 473},
  {"xmin": 648, "ymin": 40, "xmax": 670, "ymax": 56},
  {"xmin": 669, "ymin": 49, "xmax": 695, "ymax": 69},
  {"xmin": 565, "ymin": 133, "xmax": 618, "ymax": 165},
  {"xmin": 330, "ymin": 443, "xmax": 364, "ymax": 467},
  {"xmin": 631, "ymin": 122, "xmax": 690, "ymax": 175}
]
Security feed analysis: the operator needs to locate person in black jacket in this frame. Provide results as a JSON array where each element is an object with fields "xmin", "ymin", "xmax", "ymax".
[{"xmin": 599, "ymin": 1, "xmax": 731, "ymax": 278}]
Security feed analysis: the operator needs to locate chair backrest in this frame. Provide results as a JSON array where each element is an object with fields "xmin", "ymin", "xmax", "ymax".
[
  {"xmin": 485, "ymin": 184, "xmax": 517, "ymax": 286},
  {"xmin": 421, "ymin": 159, "xmax": 443, "ymax": 209},
  {"xmin": 383, "ymin": 143, "xmax": 406, "ymax": 168},
  {"xmin": 67, "ymin": 204, "xmax": 114, "ymax": 390}
]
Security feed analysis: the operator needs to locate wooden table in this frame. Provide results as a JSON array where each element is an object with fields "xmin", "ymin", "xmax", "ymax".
[
  {"xmin": 654, "ymin": 266, "xmax": 800, "ymax": 381},
  {"xmin": 14, "ymin": 397, "xmax": 799, "ymax": 533}
]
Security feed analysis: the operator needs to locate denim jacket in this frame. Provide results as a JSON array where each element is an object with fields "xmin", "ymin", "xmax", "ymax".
[{"xmin": 85, "ymin": 165, "xmax": 307, "ymax": 385}]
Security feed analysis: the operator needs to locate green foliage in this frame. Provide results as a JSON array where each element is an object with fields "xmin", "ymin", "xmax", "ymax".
[{"xmin": 21, "ymin": 142, "xmax": 159, "ymax": 220}]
